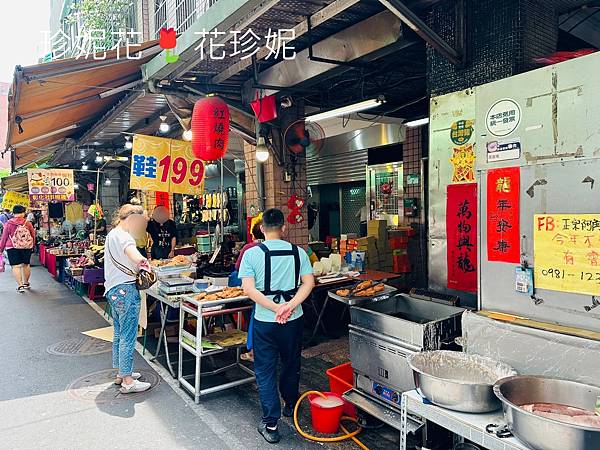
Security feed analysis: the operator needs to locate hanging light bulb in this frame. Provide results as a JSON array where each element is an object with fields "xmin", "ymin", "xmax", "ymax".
[
  {"xmin": 124, "ymin": 136, "xmax": 133, "ymax": 149},
  {"xmin": 104, "ymin": 178, "xmax": 112, "ymax": 186},
  {"xmin": 159, "ymin": 115, "xmax": 170, "ymax": 134},
  {"xmin": 74, "ymin": 183, "xmax": 79, "ymax": 190},
  {"xmin": 95, "ymin": 153, "xmax": 103, "ymax": 163},
  {"xmin": 82, "ymin": 163, "xmax": 89, "ymax": 170},
  {"xmin": 182, "ymin": 129, "xmax": 193, "ymax": 141},
  {"xmin": 255, "ymin": 136, "xmax": 269, "ymax": 162}
]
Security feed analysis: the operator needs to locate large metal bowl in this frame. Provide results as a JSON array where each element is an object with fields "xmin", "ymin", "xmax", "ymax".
[
  {"xmin": 407, "ymin": 350, "xmax": 516, "ymax": 413},
  {"xmin": 494, "ymin": 375, "xmax": 600, "ymax": 450}
]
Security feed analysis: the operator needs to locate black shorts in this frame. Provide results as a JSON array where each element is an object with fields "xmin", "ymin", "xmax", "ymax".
[{"xmin": 6, "ymin": 248, "xmax": 32, "ymax": 266}]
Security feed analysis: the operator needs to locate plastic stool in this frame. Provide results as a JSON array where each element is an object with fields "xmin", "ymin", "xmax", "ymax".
[{"xmin": 88, "ymin": 282, "xmax": 105, "ymax": 302}]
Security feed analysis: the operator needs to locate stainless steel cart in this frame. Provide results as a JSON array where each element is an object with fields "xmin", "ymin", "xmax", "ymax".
[{"xmin": 178, "ymin": 294, "xmax": 255, "ymax": 403}]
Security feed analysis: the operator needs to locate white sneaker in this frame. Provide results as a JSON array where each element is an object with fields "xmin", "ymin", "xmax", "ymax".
[
  {"xmin": 115, "ymin": 372, "xmax": 141, "ymax": 385},
  {"xmin": 119, "ymin": 379, "xmax": 151, "ymax": 394}
]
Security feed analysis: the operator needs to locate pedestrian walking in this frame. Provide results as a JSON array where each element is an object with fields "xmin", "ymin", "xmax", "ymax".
[
  {"xmin": 104, "ymin": 204, "xmax": 151, "ymax": 394},
  {"xmin": 0, "ymin": 205, "xmax": 35, "ymax": 293},
  {"xmin": 239, "ymin": 208, "xmax": 315, "ymax": 444}
]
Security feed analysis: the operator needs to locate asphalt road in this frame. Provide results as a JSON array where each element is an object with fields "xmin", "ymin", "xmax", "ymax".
[{"xmin": 0, "ymin": 263, "xmax": 327, "ymax": 450}]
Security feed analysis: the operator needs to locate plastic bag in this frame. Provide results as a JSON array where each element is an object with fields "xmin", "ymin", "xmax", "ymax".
[{"xmin": 0, "ymin": 253, "xmax": 5, "ymax": 273}]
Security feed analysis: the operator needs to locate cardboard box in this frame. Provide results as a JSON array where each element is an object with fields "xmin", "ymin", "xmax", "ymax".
[{"xmin": 368, "ymin": 219, "xmax": 387, "ymax": 230}]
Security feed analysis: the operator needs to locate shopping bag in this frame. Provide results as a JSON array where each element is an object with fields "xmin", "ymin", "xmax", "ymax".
[{"xmin": 0, "ymin": 253, "xmax": 5, "ymax": 273}]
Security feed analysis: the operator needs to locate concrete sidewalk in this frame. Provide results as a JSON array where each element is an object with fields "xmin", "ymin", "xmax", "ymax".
[{"xmin": 0, "ymin": 264, "xmax": 325, "ymax": 450}]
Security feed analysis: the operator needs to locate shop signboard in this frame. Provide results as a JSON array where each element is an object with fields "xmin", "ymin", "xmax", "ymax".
[
  {"xmin": 534, "ymin": 214, "xmax": 600, "ymax": 296},
  {"xmin": 487, "ymin": 167, "xmax": 520, "ymax": 263},
  {"xmin": 130, "ymin": 135, "xmax": 205, "ymax": 195},
  {"xmin": 1, "ymin": 191, "xmax": 30, "ymax": 210},
  {"xmin": 446, "ymin": 183, "xmax": 478, "ymax": 292},
  {"xmin": 27, "ymin": 168, "xmax": 75, "ymax": 202}
]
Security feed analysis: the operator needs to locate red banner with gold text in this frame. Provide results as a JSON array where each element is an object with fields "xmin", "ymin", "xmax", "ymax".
[
  {"xmin": 447, "ymin": 183, "xmax": 478, "ymax": 292},
  {"xmin": 487, "ymin": 167, "xmax": 520, "ymax": 263}
]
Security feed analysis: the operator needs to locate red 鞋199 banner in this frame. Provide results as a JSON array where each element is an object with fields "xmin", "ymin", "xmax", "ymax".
[
  {"xmin": 446, "ymin": 183, "xmax": 478, "ymax": 293},
  {"xmin": 487, "ymin": 167, "xmax": 520, "ymax": 263}
]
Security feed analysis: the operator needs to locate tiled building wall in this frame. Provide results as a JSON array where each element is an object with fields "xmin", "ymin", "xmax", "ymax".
[
  {"xmin": 243, "ymin": 142, "xmax": 309, "ymax": 248},
  {"xmin": 402, "ymin": 126, "xmax": 428, "ymax": 288},
  {"xmin": 403, "ymin": 126, "xmax": 424, "ymax": 225}
]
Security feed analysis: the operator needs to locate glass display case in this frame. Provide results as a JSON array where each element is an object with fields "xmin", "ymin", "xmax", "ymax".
[{"xmin": 366, "ymin": 162, "xmax": 404, "ymax": 226}]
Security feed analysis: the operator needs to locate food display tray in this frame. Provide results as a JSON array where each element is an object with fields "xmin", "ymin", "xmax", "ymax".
[
  {"xmin": 153, "ymin": 263, "xmax": 193, "ymax": 273},
  {"xmin": 328, "ymin": 284, "xmax": 398, "ymax": 306}
]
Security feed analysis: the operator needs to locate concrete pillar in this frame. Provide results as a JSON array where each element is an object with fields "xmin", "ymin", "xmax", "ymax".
[{"xmin": 243, "ymin": 141, "xmax": 309, "ymax": 247}]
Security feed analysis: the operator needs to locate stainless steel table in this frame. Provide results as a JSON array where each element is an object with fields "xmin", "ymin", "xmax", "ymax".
[
  {"xmin": 401, "ymin": 390, "xmax": 532, "ymax": 450},
  {"xmin": 145, "ymin": 286, "xmax": 182, "ymax": 377}
]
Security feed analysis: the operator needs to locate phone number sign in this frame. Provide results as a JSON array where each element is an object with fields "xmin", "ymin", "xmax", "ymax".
[
  {"xmin": 534, "ymin": 214, "xmax": 600, "ymax": 296},
  {"xmin": 130, "ymin": 135, "xmax": 205, "ymax": 195}
]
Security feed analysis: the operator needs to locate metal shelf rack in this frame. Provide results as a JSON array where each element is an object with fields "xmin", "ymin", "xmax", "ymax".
[
  {"xmin": 401, "ymin": 390, "xmax": 532, "ymax": 450},
  {"xmin": 178, "ymin": 295, "xmax": 255, "ymax": 403}
]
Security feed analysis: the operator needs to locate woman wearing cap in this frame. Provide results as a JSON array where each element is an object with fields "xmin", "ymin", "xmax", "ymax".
[
  {"xmin": 104, "ymin": 204, "xmax": 152, "ymax": 394},
  {"xmin": 0, "ymin": 205, "xmax": 36, "ymax": 293}
]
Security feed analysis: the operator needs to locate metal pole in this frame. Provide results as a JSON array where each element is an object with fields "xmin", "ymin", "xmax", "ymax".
[
  {"xmin": 93, "ymin": 168, "xmax": 100, "ymax": 243},
  {"xmin": 378, "ymin": 0, "xmax": 464, "ymax": 66},
  {"xmin": 256, "ymin": 161, "xmax": 265, "ymax": 211}
]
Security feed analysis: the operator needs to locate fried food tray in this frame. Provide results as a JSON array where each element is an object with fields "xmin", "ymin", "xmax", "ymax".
[{"xmin": 328, "ymin": 284, "xmax": 398, "ymax": 305}]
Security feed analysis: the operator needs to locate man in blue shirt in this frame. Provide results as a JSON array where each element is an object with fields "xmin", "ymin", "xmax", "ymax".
[{"xmin": 239, "ymin": 208, "xmax": 314, "ymax": 444}]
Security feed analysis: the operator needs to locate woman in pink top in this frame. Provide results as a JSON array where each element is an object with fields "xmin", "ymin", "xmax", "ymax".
[{"xmin": 0, "ymin": 205, "xmax": 36, "ymax": 293}]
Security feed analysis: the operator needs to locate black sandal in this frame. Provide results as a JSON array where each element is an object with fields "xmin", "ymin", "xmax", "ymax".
[
  {"xmin": 17, "ymin": 286, "xmax": 25, "ymax": 293},
  {"xmin": 23, "ymin": 284, "xmax": 30, "ymax": 290}
]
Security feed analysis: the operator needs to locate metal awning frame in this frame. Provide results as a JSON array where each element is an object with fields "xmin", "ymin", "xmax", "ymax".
[{"xmin": 378, "ymin": 0, "xmax": 465, "ymax": 67}]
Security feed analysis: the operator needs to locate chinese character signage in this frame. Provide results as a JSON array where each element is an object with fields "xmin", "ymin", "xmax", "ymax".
[
  {"xmin": 28, "ymin": 168, "xmax": 75, "ymax": 202},
  {"xmin": 485, "ymin": 98, "xmax": 521, "ymax": 137},
  {"xmin": 450, "ymin": 119, "xmax": 474, "ymax": 145},
  {"xmin": 487, "ymin": 167, "xmax": 520, "ymax": 263},
  {"xmin": 1, "ymin": 191, "xmax": 30, "ymax": 210},
  {"xmin": 446, "ymin": 183, "xmax": 478, "ymax": 292},
  {"xmin": 534, "ymin": 214, "xmax": 600, "ymax": 296},
  {"xmin": 130, "ymin": 135, "xmax": 205, "ymax": 195},
  {"xmin": 450, "ymin": 144, "xmax": 476, "ymax": 183}
]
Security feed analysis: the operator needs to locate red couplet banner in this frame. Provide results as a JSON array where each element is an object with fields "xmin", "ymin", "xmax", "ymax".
[
  {"xmin": 446, "ymin": 183, "xmax": 478, "ymax": 293},
  {"xmin": 487, "ymin": 167, "xmax": 521, "ymax": 263}
]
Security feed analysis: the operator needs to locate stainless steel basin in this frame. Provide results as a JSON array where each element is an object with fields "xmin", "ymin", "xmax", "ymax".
[
  {"xmin": 408, "ymin": 351, "xmax": 516, "ymax": 413},
  {"xmin": 494, "ymin": 375, "xmax": 600, "ymax": 450}
]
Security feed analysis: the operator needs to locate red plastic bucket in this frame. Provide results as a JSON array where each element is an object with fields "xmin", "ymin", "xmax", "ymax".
[
  {"xmin": 308, "ymin": 392, "xmax": 345, "ymax": 434},
  {"xmin": 326, "ymin": 362, "xmax": 357, "ymax": 417}
]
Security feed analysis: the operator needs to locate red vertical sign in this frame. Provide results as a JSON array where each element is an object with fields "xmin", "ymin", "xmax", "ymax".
[
  {"xmin": 487, "ymin": 167, "xmax": 520, "ymax": 263},
  {"xmin": 155, "ymin": 191, "xmax": 170, "ymax": 211},
  {"xmin": 447, "ymin": 183, "xmax": 478, "ymax": 292}
]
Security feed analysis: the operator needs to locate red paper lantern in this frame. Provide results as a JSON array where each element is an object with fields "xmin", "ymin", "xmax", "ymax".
[{"xmin": 192, "ymin": 96, "xmax": 230, "ymax": 161}]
